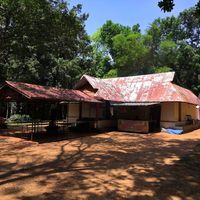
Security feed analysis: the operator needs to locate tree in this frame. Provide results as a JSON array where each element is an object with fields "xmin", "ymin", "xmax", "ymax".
[
  {"xmin": 158, "ymin": 0, "xmax": 200, "ymax": 16},
  {"xmin": 0, "ymin": 0, "xmax": 92, "ymax": 88},
  {"xmin": 96, "ymin": 20, "xmax": 132, "ymax": 56},
  {"xmin": 91, "ymin": 21, "xmax": 149, "ymax": 77},
  {"xmin": 158, "ymin": 0, "xmax": 175, "ymax": 12},
  {"xmin": 174, "ymin": 42, "xmax": 200, "ymax": 95},
  {"xmin": 147, "ymin": 7, "xmax": 200, "ymax": 95},
  {"xmin": 92, "ymin": 7, "xmax": 199, "ymax": 95},
  {"xmin": 112, "ymin": 33, "xmax": 151, "ymax": 76},
  {"xmin": 91, "ymin": 21, "xmax": 133, "ymax": 78}
]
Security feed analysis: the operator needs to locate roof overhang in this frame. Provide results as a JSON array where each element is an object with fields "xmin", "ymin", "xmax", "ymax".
[
  {"xmin": 0, "ymin": 81, "xmax": 101, "ymax": 103},
  {"xmin": 110, "ymin": 102, "xmax": 160, "ymax": 106}
]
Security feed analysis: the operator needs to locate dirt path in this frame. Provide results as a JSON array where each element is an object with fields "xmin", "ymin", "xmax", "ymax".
[{"xmin": 0, "ymin": 129, "xmax": 200, "ymax": 200}]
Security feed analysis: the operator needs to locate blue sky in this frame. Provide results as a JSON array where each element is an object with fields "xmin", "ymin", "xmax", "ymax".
[{"xmin": 69, "ymin": 0, "xmax": 198, "ymax": 35}]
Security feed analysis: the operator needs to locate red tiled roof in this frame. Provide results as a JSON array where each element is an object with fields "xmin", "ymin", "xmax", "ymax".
[
  {"xmin": 75, "ymin": 72, "xmax": 200, "ymax": 105},
  {"xmin": 1, "ymin": 81, "xmax": 100, "ymax": 103}
]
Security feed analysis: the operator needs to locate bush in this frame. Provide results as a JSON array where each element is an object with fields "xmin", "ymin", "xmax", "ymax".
[{"xmin": 7, "ymin": 114, "xmax": 32, "ymax": 123}]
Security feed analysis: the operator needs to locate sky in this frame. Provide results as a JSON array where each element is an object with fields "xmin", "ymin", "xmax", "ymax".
[{"xmin": 69, "ymin": 0, "xmax": 198, "ymax": 36}]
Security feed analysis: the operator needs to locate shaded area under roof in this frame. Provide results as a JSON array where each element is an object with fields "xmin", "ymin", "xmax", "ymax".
[{"xmin": 0, "ymin": 81, "xmax": 101, "ymax": 103}]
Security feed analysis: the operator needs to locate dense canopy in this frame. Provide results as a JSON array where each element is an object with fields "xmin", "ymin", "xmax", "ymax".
[{"xmin": 0, "ymin": 0, "xmax": 199, "ymax": 96}]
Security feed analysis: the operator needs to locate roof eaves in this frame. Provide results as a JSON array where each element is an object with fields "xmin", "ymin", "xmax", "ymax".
[{"xmin": 4, "ymin": 81, "xmax": 32, "ymax": 99}]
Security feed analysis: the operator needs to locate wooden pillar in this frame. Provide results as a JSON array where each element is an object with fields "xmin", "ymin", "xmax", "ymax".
[
  {"xmin": 178, "ymin": 102, "xmax": 182, "ymax": 121},
  {"xmin": 79, "ymin": 102, "xmax": 82, "ymax": 120},
  {"xmin": 96, "ymin": 103, "xmax": 99, "ymax": 120},
  {"xmin": 6, "ymin": 102, "xmax": 9, "ymax": 119},
  {"xmin": 95, "ymin": 103, "xmax": 99, "ymax": 129},
  {"xmin": 66, "ymin": 103, "xmax": 69, "ymax": 124},
  {"xmin": 106, "ymin": 101, "xmax": 111, "ymax": 119}
]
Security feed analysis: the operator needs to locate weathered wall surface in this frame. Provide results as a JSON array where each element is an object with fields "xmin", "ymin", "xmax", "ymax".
[
  {"xmin": 118, "ymin": 119, "xmax": 149, "ymax": 133},
  {"xmin": 95, "ymin": 120, "xmax": 117, "ymax": 130},
  {"xmin": 161, "ymin": 102, "xmax": 179, "ymax": 122},
  {"xmin": 82, "ymin": 102, "xmax": 96, "ymax": 118},
  {"xmin": 161, "ymin": 102, "xmax": 198, "ymax": 122},
  {"xmin": 68, "ymin": 102, "xmax": 106, "ymax": 122},
  {"xmin": 114, "ymin": 106, "xmax": 150, "ymax": 120},
  {"xmin": 68, "ymin": 103, "xmax": 79, "ymax": 123},
  {"xmin": 180, "ymin": 103, "xmax": 198, "ymax": 121}
]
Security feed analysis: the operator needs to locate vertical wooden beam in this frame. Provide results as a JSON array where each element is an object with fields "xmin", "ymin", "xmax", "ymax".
[
  {"xmin": 178, "ymin": 102, "xmax": 182, "ymax": 121},
  {"xmin": 79, "ymin": 102, "xmax": 82, "ymax": 120},
  {"xmin": 95, "ymin": 103, "xmax": 99, "ymax": 129},
  {"xmin": 96, "ymin": 103, "xmax": 99, "ymax": 120},
  {"xmin": 66, "ymin": 103, "xmax": 69, "ymax": 124}
]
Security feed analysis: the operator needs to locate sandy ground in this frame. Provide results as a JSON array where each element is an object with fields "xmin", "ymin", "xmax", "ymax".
[{"xmin": 0, "ymin": 129, "xmax": 200, "ymax": 200}]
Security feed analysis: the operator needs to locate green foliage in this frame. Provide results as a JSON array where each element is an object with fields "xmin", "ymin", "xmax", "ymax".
[
  {"xmin": 0, "ymin": 0, "xmax": 92, "ymax": 88},
  {"xmin": 92, "ymin": 7, "xmax": 200, "ymax": 95},
  {"xmin": 158, "ymin": 0, "xmax": 175, "ymax": 12},
  {"xmin": 154, "ymin": 66, "xmax": 173, "ymax": 73},
  {"xmin": 7, "ymin": 114, "xmax": 31, "ymax": 123},
  {"xmin": 0, "ymin": 0, "xmax": 199, "ymax": 97},
  {"xmin": 157, "ymin": 0, "xmax": 200, "ymax": 16},
  {"xmin": 132, "ymin": 24, "xmax": 141, "ymax": 33},
  {"xmin": 92, "ymin": 22, "xmax": 152, "ymax": 77},
  {"xmin": 112, "ymin": 33, "xmax": 151, "ymax": 76},
  {"xmin": 103, "ymin": 69, "xmax": 118, "ymax": 78},
  {"xmin": 158, "ymin": 40, "xmax": 177, "ymax": 68},
  {"xmin": 96, "ymin": 20, "xmax": 132, "ymax": 54}
]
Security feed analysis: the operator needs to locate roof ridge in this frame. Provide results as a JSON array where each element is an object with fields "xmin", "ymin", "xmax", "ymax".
[
  {"xmin": 102, "ymin": 71, "xmax": 175, "ymax": 81},
  {"xmin": 6, "ymin": 80, "xmax": 68, "ymax": 91}
]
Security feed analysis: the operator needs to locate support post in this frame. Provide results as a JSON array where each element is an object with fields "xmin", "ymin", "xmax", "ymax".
[
  {"xmin": 178, "ymin": 102, "xmax": 182, "ymax": 121},
  {"xmin": 95, "ymin": 103, "xmax": 99, "ymax": 129},
  {"xmin": 79, "ymin": 102, "xmax": 82, "ymax": 120}
]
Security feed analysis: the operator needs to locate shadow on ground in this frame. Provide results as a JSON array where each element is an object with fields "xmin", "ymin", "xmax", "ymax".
[{"xmin": 0, "ymin": 131, "xmax": 200, "ymax": 199}]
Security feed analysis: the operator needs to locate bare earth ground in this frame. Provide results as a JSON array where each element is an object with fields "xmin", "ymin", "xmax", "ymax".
[{"xmin": 0, "ymin": 130, "xmax": 200, "ymax": 200}]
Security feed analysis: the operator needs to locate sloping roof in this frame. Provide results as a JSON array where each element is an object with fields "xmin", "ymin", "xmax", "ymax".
[
  {"xmin": 0, "ymin": 81, "xmax": 100, "ymax": 103},
  {"xmin": 76, "ymin": 75, "xmax": 123, "ymax": 101},
  {"xmin": 75, "ymin": 72, "xmax": 200, "ymax": 105}
]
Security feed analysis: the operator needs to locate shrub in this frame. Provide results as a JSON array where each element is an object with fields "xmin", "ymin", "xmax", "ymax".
[{"xmin": 7, "ymin": 114, "xmax": 32, "ymax": 123}]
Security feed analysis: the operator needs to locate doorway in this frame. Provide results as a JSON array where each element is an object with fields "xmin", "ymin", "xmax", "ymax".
[{"xmin": 149, "ymin": 104, "xmax": 161, "ymax": 132}]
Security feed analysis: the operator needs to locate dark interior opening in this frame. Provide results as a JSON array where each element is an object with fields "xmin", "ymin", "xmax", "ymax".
[{"xmin": 149, "ymin": 104, "xmax": 161, "ymax": 132}]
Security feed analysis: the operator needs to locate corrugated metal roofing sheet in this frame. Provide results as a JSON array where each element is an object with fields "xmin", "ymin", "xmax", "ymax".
[
  {"xmin": 1, "ymin": 81, "xmax": 100, "ymax": 103},
  {"xmin": 76, "ymin": 72, "xmax": 200, "ymax": 105},
  {"xmin": 110, "ymin": 102, "xmax": 159, "ymax": 106}
]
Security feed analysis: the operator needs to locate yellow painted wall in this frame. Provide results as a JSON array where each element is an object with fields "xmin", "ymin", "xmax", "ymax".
[
  {"xmin": 68, "ymin": 103, "xmax": 79, "ymax": 123},
  {"xmin": 180, "ymin": 103, "xmax": 198, "ymax": 120},
  {"xmin": 161, "ymin": 102, "xmax": 179, "ymax": 122},
  {"xmin": 82, "ymin": 102, "xmax": 96, "ymax": 118},
  {"xmin": 161, "ymin": 102, "xmax": 198, "ymax": 122},
  {"xmin": 68, "ymin": 102, "xmax": 106, "ymax": 122}
]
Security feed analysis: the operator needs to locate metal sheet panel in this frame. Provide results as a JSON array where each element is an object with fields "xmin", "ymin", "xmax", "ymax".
[
  {"xmin": 110, "ymin": 102, "xmax": 160, "ymax": 106},
  {"xmin": 77, "ymin": 72, "xmax": 200, "ymax": 105},
  {"xmin": 2, "ymin": 81, "xmax": 100, "ymax": 103}
]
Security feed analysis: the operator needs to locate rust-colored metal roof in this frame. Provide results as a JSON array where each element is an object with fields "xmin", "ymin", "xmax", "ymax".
[
  {"xmin": 74, "ymin": 75, "xmax": 124, "ymax": 101},
  {"xmin": 0, "ymin": 81, "xmax": 100, "ymax": 103},
  {"xmin": 75, "ymin": 72, "xmax": 200, "ymax": 105}
]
